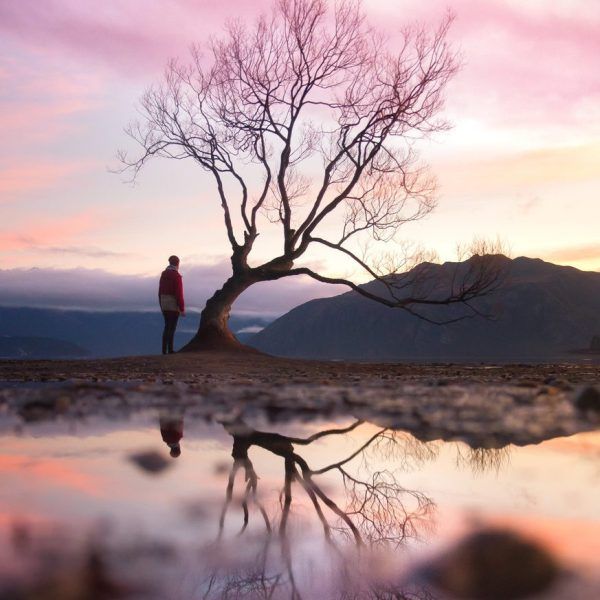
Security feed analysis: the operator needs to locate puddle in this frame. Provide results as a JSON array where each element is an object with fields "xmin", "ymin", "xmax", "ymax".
[{"xmin": 0, "ymin": 407, "xmax": 598, "ymax": 599}]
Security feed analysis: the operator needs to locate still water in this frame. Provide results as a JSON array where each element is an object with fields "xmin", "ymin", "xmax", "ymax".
[{"xmin": 0, "ymin": 410, "xmax": 598, "ymax": 599}]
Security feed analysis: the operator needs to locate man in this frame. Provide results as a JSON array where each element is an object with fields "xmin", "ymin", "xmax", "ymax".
[{"xmin": 158, "ymin": 255, "xmax": 185, "ymax": 354}]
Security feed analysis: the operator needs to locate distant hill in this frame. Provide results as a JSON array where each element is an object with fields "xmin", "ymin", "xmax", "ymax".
[
  {"xmin": 0, "ymin": 336, "xmax": 89, "ymax": 359},
  {"xmin": 0, "ymin": 308, "xmax": 272, "ymax": 358},
  {"xmin": 250, "ymin": 256, "xmax": 600, "ymax": 361}
]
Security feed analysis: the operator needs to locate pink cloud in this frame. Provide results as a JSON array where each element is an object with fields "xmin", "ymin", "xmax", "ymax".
[
  {"xmin": 2, "ymin": 0, "xmax": 597, "ymax": 125},
  {"xmin": 0, "ymin": 160, "xmax": 92, "ymax": 200},
  {"xmin": 368, "ymin": 0, "xmax": 600, "ymax": 126},
  {"xmin": 0, "ymin": 48, "xmax": 103, "ymax": 146},
  {"xmin": 0, "ymin": 0, "xmax": 272, "ymax": 76},
  {"xmin": 0, "ymin": 211, "xmax": 106, "ymax": 251}
]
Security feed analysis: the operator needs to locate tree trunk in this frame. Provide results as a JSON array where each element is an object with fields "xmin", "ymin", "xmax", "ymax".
[{"xmin": 179, "ymin": 272, "xmax": 260, "ymax": 353}]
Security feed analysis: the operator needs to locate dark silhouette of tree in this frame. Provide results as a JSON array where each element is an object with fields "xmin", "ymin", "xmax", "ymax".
[
  {"xmin": 455, "ymin": 444, "xmax": 511, "ymax": 475},
  {"xmin": 120, "ymin": 0, "xmax": 503, "ymax": 351},
  {"xmin": 202, "ymin": 420, "xmax": 436, "ymax": 598},
  {"xmin": 188, "ymin": 419, "xmax": 513, "ymax": 598},
  {"xmin": 218, "ymin": 420, "xmax": 435, "ymax": 546}
]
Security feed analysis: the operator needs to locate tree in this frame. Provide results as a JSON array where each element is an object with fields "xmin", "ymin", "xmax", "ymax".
[{"xmin": 120, "ymin": 0, "xmax": 500, "ymax": 351}]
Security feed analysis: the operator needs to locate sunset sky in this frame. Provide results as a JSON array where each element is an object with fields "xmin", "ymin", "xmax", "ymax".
[{"xmin": 1, "ymin": 0, "xmax": 599, "ymax": 311}]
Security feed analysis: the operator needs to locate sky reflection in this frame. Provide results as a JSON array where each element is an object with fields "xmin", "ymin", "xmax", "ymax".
[{"xmin": 0, "ymin": 414, "xmax": 598, "ymax": 598}]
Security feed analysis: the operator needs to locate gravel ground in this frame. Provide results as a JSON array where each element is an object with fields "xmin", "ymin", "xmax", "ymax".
[{"xmin": 1, "ymin": 352, "xmax": 599, "ymax": 447}]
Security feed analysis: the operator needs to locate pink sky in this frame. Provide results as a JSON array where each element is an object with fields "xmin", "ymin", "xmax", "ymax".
[{"xmin": 0, "ymin": 0, "xmax": 599, "ymax": 305}]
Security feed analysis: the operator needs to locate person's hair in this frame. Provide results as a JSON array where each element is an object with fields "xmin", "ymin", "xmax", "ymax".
[
  {"xmin": 168, "ymin": 255, "xmax": 180, "ymax": 266},
  {"xmin": 169, "ymin": 444, "xmax": 181, "ymax": 458}
]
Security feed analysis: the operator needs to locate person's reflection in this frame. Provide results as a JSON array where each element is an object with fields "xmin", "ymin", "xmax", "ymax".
[{"xmin": 159, "ymin": 414, "xmax": 184, "ymax": 457}]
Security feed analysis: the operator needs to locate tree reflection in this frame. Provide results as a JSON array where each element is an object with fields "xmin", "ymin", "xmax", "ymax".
[
  {"xmin": 454, "ymin": 444, "xmax": 512, "ymax": 475},
  {"xmin": 202, "ymin": 420, "xmax": 439, "ymax": 599},
  {"xmin": 194, "ymin": 420, "xmax": 513, "ymax": 599},
  {"xmin": 218, "ymin": 420, "xmax": 437, "ymax": 547}
]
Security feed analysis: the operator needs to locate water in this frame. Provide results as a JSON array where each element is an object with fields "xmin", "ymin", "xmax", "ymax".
[{"xmin": 0, "ymin": 410, "xmax": 598, "ymax": 599}]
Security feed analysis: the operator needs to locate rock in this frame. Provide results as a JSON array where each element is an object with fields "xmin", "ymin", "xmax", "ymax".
[
  {"xmin": 516, "ymin": 380, "xmax": 539, "ymax": 388},
  {"xmin": 128, "ymin": 450, "xmax": 171, "ymax": 474},
  {"xmin": 575, "ymin": 386, "xmax": 600, "ymax": 412},
  {"xmin": 426, "ymin": 528, "xmax": 559, "ymax": 599},
  {"xmin": 18, "ymin": 399, "xmax": 58, "ymax": 422}
]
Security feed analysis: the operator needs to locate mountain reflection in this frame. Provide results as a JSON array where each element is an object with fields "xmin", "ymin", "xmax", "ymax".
[{"xmin": 192, "ymin": 419, "xmax": 511, "ymax": 599}]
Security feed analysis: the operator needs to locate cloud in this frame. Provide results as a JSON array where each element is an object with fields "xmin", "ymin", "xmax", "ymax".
[
  {"xmin": 0, "ymin": 0, "xmax": 272, "ymax": 77},
  {"xmin": 43, "ymin": 246, "xmax": 136, "ymax": 259},
  {"xmin": 368, "ymin": 0, "xmax": 600, "ymax": 128},
  {"xmin": 236, "ymin": 325, "xmax": 265, "ymax": 334},
  {"xmin": 0, "ymin": 212, "xmax": 106, "ymax": 252},
  {"xmin": 0, "ymin": 159, "xmax": 93, "ymax": 201},
  {"xmin": 0, "ymin": 46, "xmax": 104, "ymax": 150},
  {"xmin": 543, "ymin": 244, "xmax": 600, "ymax": 264},
  {"xmin": 0, "ymin": 261, "xmax": 344, "ymax": 315},
  {"xmin": 437, "ymin": 143, "xmax": 600, "ymax": 195}
]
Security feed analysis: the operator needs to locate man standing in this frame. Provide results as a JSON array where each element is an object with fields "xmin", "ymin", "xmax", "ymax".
[{"xmin": 158, "ymin": 255, "xmax": 185, "ymax": 354}]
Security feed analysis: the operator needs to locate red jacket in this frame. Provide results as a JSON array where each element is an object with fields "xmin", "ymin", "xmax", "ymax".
[
  {"xmin": 160, "ymin": 417, "xmax": 183, "ymax": 445},
  {"xmin": 159, "ymin": 267, "xmax": 185, "ymax": 312}
]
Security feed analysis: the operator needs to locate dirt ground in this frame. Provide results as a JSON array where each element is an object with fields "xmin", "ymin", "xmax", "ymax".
[{"xmin": 1, "ymin": 351, "xmax": 600, "ymax": 385}]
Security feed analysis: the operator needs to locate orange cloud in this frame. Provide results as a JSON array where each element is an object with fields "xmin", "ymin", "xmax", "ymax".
[
  {"xmin": 543, "ymin": 244, "xmax": 600, "ymax": 264},
  {"xmin": 0, "ymin": 454, "xmax": 105, "ymax": 496},
  {"xmin": 438, "ymin": 143, "xmax": 600, "ymax": 195}
]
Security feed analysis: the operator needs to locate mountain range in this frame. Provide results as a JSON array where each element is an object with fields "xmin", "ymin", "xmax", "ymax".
[
  {"xmin": 0, "ymin": 308, "xmax": 271, "ymax": 358},
  {"xmin": 250, "ymin": 256, "xmax": 600, "ymax": 361}
]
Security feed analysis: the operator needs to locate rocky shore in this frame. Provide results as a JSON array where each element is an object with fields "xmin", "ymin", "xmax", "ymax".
[{"xmin": 1, "ymin": 353, "xmax": 598, "ymax": 447}]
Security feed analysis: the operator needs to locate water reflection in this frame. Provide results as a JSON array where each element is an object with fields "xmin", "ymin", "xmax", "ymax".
[
  {"xmin": 219, "ymin": 420, "xmax": 437, "ymax": 547},
  {"xmin": 1, "ymin": 413, "xmax": 598, "ymax": 599},
  {"xmin": 194, "ymin": 419, "xmax": 517, "ymax": 599},
  {"xmin": 159, "ymin": 412, "xmax": 184, "ymax": 458}
]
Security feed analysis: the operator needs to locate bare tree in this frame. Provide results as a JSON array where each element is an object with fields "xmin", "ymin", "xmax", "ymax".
[{"xmin": 120, "ymin": 0, "xmax": 501, "ymax": 351}]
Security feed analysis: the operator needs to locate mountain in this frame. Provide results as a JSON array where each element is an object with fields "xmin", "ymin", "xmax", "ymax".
[
  {"xmin": 0, "ymin": 308, "xmax": 273, "ymax": 358},
  {"xmin": 0, "ymin": 336, "xmax": 89, "ymax": 359},
  {"xmin": 250, "ymin": 257, "xmax": 600, "ymax": 361}
]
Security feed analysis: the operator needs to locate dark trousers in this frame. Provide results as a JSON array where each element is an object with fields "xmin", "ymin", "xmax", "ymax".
[{"xmin": 162, "ymin": 311, "xmax": 180, "ymax": 354}]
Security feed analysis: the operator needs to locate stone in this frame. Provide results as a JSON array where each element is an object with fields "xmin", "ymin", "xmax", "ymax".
[
  {"xmin": 128, "ymin": 450, "xmax": 172, "ymax": 474},
  {"xmin": 575, "ymin": 386, "xmax": 600, "ymax": 412},
  {"xmin": 426, "ymin": 528, "xmax": 559, "ymax": 599}
]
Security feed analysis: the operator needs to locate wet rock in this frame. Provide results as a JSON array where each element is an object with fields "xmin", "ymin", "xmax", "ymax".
[
  {"xmin": 543, "ymin": 376, "xmax": 572, "ymax": 390},
  {"xmin": 128, "ymin": 450, "xmax": 171, "ymax": 474},
  {"xmin": 575, "ymin": 386, "xmax": 600, "ymax": 412},
  {"xmin": 426, "ymin": 528, "xmax": 559, "ymax": 599},
  {"xmin": 516, "ymin": 380, "xmax": 539, "ymax": 388},
  {"xmin": 18, "ymin": 399, "xmax": 59, "ymax": 422}
]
